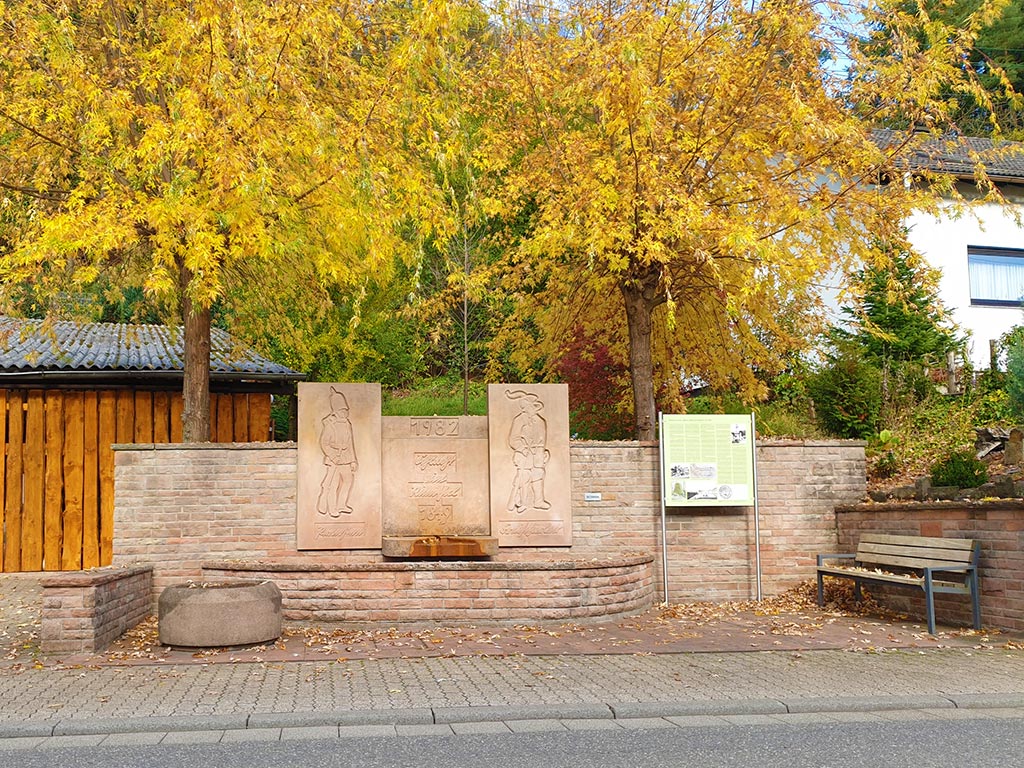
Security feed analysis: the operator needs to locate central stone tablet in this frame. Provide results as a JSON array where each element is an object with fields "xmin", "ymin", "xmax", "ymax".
[{"xmin": 381, "ymin": 416, "xmax": 492, "ymax": 538}]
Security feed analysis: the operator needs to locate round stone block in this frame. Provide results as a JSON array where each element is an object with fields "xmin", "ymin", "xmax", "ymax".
[{"xmin": 158, "ymin": 580, "xmax": 282, "ymax": 648}]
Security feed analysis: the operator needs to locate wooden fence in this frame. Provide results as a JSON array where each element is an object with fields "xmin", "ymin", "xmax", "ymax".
[{"xmin": 0, "ymin": 389, "xmax": 272, "ymax": 572}]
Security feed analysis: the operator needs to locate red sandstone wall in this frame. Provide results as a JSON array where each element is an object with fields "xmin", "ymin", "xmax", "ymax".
[
  {"xmin": 40, "ymin": 566, "xmax": 153, "ymax": 654},
  {"xmin": 113, "ymin": 439, "xmax": 864, "ymax": 604},
  {"xmin": 202, "ymin": 558, "xmax": 654, "ymax": 623},
  {"xmin": 836, "ymin": 502, "xmax": 1024, "ymax": 632}
]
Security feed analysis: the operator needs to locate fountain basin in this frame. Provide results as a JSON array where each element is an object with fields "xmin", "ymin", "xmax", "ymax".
[
  {"xmin": 201, "ymin": 556, "xmax": 654, "ymax": 624},
  {"xmin": 158, "ymin": 580, "xmax": 282, "ymax": 647}
]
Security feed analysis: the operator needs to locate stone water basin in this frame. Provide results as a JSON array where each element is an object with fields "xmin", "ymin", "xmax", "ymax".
[{"xmin": 158, "ymin": 580, "xmax": 282, "ymax": 647}]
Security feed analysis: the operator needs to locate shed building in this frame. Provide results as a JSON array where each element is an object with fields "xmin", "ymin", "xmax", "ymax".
[{"xmin": 0, "ymin": 317, "xmax": 304, "ymax": 572}]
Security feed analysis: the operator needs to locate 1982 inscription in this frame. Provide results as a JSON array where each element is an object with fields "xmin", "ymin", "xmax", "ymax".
[{"xmin": 410, "ymin": 418, "xmax": 460, "ymax": 437}]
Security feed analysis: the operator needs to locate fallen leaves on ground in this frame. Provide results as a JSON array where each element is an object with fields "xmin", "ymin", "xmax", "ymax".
[
  {"xmin": 4, "ymin": 577, "xmax": 1020, "ymax": 668},
  {"xmin": 0, "ymin": 578, "xmax": 42, "ymax": 667}
]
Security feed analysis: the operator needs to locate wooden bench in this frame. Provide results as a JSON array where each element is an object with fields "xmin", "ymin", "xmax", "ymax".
[{"xmin": 816, "ymin": 534, "xmax": 981, "ymax": 634}]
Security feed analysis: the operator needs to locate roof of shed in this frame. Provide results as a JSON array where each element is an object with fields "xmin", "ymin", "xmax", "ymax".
[
  {"xmin": 874, "ymin": 128, "xmax": 1024, "ymax": 181},
  {"xmin": 0, "ymin": 317, "xmax": 304, "ymax": 382}
]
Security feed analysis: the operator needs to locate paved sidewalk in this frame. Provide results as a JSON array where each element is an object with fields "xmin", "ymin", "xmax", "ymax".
[
  {"xmin": 3, "ymin": 573, "xmax": 1024, "ymax": 744},
  {"xmin": 2, "ymin": 648, "xmax": 1024, "ymax": 741}
]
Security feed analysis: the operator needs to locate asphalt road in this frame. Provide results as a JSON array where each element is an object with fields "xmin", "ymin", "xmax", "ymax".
[{"xmin": 10, "ymin": 715, "xmax": 1024, "ymax": 768}]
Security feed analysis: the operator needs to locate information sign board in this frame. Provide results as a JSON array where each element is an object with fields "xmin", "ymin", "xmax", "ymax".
[{"xmin": 660, "ymin": 413, "xmax": 755, "ymax": 506}]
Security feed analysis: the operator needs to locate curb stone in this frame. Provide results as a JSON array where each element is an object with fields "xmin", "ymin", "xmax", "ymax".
[
  {"xmin": 247, "ymin": 708, "xmax": 434, "ymax": 728},
  {"xmin": 432, "ymin": 704, "xmax": 614, "ymax": 723},
  {"xmin": 783, "ymin": 696, "xmax": 953, "ymax": 714},
  {"xmin": 4, "ymin": 697, "xmax": 1024, "ymax": 740},
  {"xmin": 949, "ymin": 693, "xmax": 1024, "ymax": 709},
  {"xmin": 51, "ymin": 714, "xmax": 248, "ymax": 736},
  {"xmin": 610, "ymin": 699, "xmax": 787, "ymax": 718}
]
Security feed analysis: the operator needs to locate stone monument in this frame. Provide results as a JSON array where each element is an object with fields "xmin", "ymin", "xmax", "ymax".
[
  {"xmin": 295, "ymin": 382, "xmax": 571, "ymax": 553},
  {"xmin": 487, "ymin": 384, "xmax": 572, "ymax": 546},
  {"xmin": 380, "ymin": 415, "xmax": 497, "ymax": 556},
  {"xmin": 296, "ymin": 383, "xmax": 383, "ymax": 549}
]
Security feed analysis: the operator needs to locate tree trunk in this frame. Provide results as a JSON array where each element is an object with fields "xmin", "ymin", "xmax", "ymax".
[
  {"xmin": 181, "ymin": 273, "xmax": 211, "ymax": 443},
  {"xmin": 621, "ymin": 281, "xmax": 659, "ymax": 442}
]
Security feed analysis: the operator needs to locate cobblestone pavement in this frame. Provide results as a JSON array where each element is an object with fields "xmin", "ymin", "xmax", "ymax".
[
  {"xmin": 2, "ymin": 645, "xmax": 1024, "ymax": 733},
  {"xmin": 0, "ymin": 573, "xmax": 40, "ymax": 663},
  {"xmin": 4, "ymin": 572, "xmax": 1024, "ymax": 740}
]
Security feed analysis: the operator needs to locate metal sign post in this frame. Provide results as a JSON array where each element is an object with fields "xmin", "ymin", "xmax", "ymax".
[
  {"xmin": 658, "ymin": 411, "xmax": 761, "ymax": 603},
  {"xmin": 751, "ymin": 412, "xmax": 762, "ymax": 601},
  {"xmin": 657, "ymin": 412, "xmax": 670, "ymax": 605}
]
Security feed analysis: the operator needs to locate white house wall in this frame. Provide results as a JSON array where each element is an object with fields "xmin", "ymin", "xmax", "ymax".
[{"xmin": 907, "ymin": 199, "xmax": 1024, "ymax": 369}]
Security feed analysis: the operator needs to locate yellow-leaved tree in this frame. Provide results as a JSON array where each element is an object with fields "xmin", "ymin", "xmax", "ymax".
[
  {"xmin": 483, "ymin": 0, "xmax": 1017, "ymax": 439},
  {"xmin": 0, "ymin": 0, "xmax": 439, "ymax": 440}
]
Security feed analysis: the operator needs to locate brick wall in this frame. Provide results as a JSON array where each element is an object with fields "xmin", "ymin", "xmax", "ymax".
[
  {"xmin": 202, "ymin": 556, "xmax": 654, "ymax": 623},
  {"xmin": 113, "ymin": 443, "xmax": 306, "ymax": 599},
  {"xmin": 113, "ymin": 439, "xmax": 864, "ymax": 605},
  {"xmin": 836, "ymin": 502, "xmax": 1024, "ymax": 632},
  {"xmin": 40, "ymin": 566, "xmax": 152, "ymax": 654}
]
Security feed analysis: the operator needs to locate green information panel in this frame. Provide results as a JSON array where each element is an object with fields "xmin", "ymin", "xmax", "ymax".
[{"xmin": 661, "ymin": 414, "xmax": 755, "ymax": 506}]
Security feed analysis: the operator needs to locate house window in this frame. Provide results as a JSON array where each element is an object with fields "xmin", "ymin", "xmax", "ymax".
[{"xmin": 968, "ymin": 246, "xmax": 1024, "ymax": 307}]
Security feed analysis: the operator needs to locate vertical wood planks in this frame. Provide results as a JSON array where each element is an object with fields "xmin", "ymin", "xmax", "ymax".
[
  {"xmin": 21, "ymin": 391, "xmax": 45, "ymax": 571},
  {"xmin": 170, "ymin": 393, "xmax": 184, "ymax": 443},
  {"xmin": 116, "ymin": 390, "xmax": 134, "ymax": 444},
  {"xmin": 248, "ymin": 394, "xmax": 272, "ymax": 442},
  {"xmin": 61, "ymin": 392, "xmax": 84, "ymax": 570},
  {"xmin": 82, "ymin": 392, "xmax": 100, "ymax": 569},
  {"xmin": 43, "ymin": 392, "xmax": 63, "ymax": 571},
  {"xmin": 233, "ymin": 394, "xmax": 249, "ymax": 442},
  {"xmin": 0, "ymin": 391, "xmax": 7, "ymax": 572},
  {"xmin": 4, "ymin": 391, "xmax": 24, "ymax": 571},
  {"xmin": 134, "ymin": 391, "xmax": 153, "ymax": 443},
  {"xmin": 1, "ymin": 385, "xmax": 280, "ymax": 571},
  {"xmin": 98, "ymin": 391, "xmax": 116, "ymax": 566},
  {"xmin": 153, "ymin": 391, "xmax": 171, "ymax": 443},
  {"xmin": 216, "ymin": 394, "xmax": 234, "ymax": 443}
]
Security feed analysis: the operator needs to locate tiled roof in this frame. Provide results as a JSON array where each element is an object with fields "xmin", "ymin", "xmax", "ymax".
[
  {"xmin": 873, "ymin": 128, "xmax": 1024, "ymax": 180},
  {"xmin": 0, "ymin": 317, "xmax": 304, "ymax": 380}
]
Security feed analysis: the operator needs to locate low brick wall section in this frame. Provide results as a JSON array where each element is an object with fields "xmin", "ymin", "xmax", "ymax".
[
  {"xmin": 201, "ymin": 556, "xmax": 655, "ymax": 623},
  {"xmin": 835, "ymin": 501, "xmax": 1024, "ymax": 632},
  {"xmin": 114, "ymin": 440, "xmax": 863, "ymax": 605},
  {"xmin": 40, "ymin": 566, "xmax": 153, "ymax": 654}
]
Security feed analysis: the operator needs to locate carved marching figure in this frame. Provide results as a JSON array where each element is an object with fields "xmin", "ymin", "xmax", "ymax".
[
  {"xmin": 317, "ymin": 387, "xmax": 359, "ymax": 517},
  {"xmin": 505, "ymin": 389, "xmax": 550, "ymax": 514}
]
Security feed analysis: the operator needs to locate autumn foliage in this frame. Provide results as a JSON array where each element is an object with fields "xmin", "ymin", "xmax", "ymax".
[
  {"xmin": 555, "ymin": 332, "xmax": 633, "ymax": 441},
  {"xmin": 0, "ymin": 0, "xmax": 1019, "ymax": 438}
]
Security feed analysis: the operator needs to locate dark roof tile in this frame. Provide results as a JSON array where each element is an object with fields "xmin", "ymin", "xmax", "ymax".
[
  {"xmin": 0, "ymin": 317, "xmax": 304, "ymax": 380},
  {"xmin": 874, "ymin": 128, "xmax": 1024, "ymax": 180}
]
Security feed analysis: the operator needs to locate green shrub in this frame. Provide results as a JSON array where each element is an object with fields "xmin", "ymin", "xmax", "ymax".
[
  {"xmin": 974, "ymin": 388, "xmax": 1013, "ymax": 425},
  {"xmin": 753, "ymin": 404, "xmax": 821, "ymax": 438},
  {"xmin": 873, "ymin": 451, "xmax": 900, "ymax": 479},
  {"xmin": 685, "ymin": 392, "xmax": 748, "ymax": 415},
  {"xmin": 807, "ymin": 346, "xmax": 882, "ymax": 439},
  {"xmin": 930, "ymin": 449, "xmax": 988, "ymax": 488},
  {"xmin": 868, "ymin": 428, "xmax": 900, "ymax": 479},
  {"xmin": 383, "ymin": 376, "xmax": 487, "ymax": 416},
  {"xmin": 1006, "ymin": 336, "xmax": 1024, "ymax": 420}
]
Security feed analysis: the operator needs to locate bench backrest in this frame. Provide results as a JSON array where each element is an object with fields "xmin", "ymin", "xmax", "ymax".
[{"xmin": 855, "ymin": 534, "xmax": 978, "ymax": 571}]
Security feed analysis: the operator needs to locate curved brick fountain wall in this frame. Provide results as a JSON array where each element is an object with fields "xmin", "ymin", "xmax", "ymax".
[
  {"xmin": 202, "ymin": 556, "xmax": 654, "ymax": 623},
  {"xmin": 113, "ymin": 439, "xmax": 865, "ymax": 617}
]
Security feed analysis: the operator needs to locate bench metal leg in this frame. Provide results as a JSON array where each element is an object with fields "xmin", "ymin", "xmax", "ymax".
[
  {"xmin": 817, "ymin": 572, "xmax": 824, "ymax": 606},
  {"xmin": 969, "ymin": 569, "xmax": 982, "ymax": 630},
  {"xmin": 854, "ymin": 580, "xmax": 862, "ymax": 602},
  {"xmin": 924, "ymin": 570, "xmax": 936, "ymax": 635}
]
